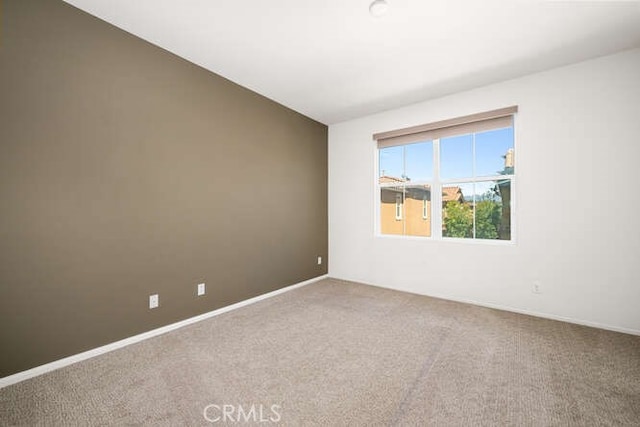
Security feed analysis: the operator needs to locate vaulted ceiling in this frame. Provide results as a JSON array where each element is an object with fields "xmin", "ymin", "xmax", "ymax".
[{"xmin": 63, "ymin": 0, "xmax": 640, "ymax": 124}]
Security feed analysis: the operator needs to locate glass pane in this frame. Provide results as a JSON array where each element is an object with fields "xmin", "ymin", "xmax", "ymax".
[
  {"xmin": 440, "ymin": 134, "xmax": 473, "ymax": 180},
  {"xmin": 474, "ymin": 181, "xmax": 500, "ymax": 240},
  {"xmin": 380, "ymin": 186, "xmax": 404, "ymax": 235},
  {"xmin": 404, "ymin": 141, "xmax": 433, "ymax": 182},
  {"xmin": 379, "ymin": 146, "xmax": 403, "ymax": 181},
  {"xmin": 442, "ymin": 182, "xmax": 473, "ymax": 238},
  {"xmin": 441, "ymin": 180, "xmax": 512, "ymax": 240},
  {"xmin": 475, "ymin": 127, "xmax": 515, "ymax": 177},
  {"xmin": 404, "ymin": 185, "xmax": 431, "ymax": 237}
]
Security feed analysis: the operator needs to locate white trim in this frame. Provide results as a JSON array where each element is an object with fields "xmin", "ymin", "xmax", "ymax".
[
  {"xmin": 425, "ymin": 292, "xmax": 640, "ymax": 336},
  {"xmin": 374, "ymin": 144, "xmax": 381, "ymax": 236},
  {"xmin": 0, "ymin": 275, "xmax": 328, "ymax": 389},
  {"xmin": 432, "ymin": 139, "xmax": 442, "ymax": 239},
  {"xmin": 440, "ymin": 174, "xmax": 514, "ymax": 185},
  {"xmin": 336, "ymin": 276, "xmax": 640, "ymax": 336}
]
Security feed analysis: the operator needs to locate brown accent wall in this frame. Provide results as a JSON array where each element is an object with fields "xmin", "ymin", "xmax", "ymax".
[{"xmin": 0, "ymin": 0, "xmax": 328, "ymax": 377}]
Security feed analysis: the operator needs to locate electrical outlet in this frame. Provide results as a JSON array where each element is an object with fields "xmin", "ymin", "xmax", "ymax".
[
  {"xmin": 317, "ymin": 256, "xmax": 322, "ymax": 265},
  {"xmin": 532, "ymin": 281, "xmax": 542, "ymax": 294},
  {"xmin": 197, "ymin": 283, "xmax": 206, "ymax": 296},
  {"xmin": 149, "ymin": 294, "xmax": 159, "ymax": 309}
]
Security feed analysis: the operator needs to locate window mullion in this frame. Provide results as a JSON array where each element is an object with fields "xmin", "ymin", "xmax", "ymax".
[
  {"xmin": 472, "ymin": 132, "xmax": 476, "ymax": 239},
  {"xmin": 433, "ymin": 138, "xmax": 442, "ymax": 239},
  {"xmin": 402, "ymin": 147, "xmax": 406, "ymax": 235}
]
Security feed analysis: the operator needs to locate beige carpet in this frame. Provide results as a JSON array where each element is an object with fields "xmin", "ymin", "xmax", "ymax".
[{"xmin": 1, "ymin": 278, "xmax": 639, "ymax": 426}]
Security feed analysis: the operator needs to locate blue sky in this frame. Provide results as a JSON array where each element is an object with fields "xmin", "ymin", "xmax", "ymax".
[{"xmin": 379, "ymin": 127, "xmax": 514, "ymax": 184}]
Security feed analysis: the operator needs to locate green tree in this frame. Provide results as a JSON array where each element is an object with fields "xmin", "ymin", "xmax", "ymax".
[
  {"xmin": 475, "ymin": 200, "xmax": 501, "ymax": 239},
  {"xmin": 443, "ymin": 201, "xmax": 472, "ymax": 238}
]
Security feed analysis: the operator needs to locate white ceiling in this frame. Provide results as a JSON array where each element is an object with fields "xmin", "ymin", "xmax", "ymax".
[{"xmin": 62, "ymin": 0, "xmax": 640, "ymax": 124}]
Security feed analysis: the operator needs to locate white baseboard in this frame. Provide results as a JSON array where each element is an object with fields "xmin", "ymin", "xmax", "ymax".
[
  {"xmin": 0, "ymin": 275, "xmax": 328, "ymax": 389},
  {"xmin": 442, "ymin": 295, "xmax": 640, "ymax": 336},
  {"xmin": 333, "ymin": 276, "xmax": 640, "ymax": 336}
]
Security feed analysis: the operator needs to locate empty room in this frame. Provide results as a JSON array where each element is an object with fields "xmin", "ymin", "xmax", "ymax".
[{"xmin": 1, "ymin": 0, "xmax": 639, "ymax": 425}]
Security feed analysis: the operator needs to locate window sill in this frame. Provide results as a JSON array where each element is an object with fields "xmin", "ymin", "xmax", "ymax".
[{"xmin": 374, "ymin": 233, "xmax": 516, "ymax": 246}]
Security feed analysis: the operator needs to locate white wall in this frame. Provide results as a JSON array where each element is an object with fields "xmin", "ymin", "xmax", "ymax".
[{"xmin": 328, "ymin": 48, "xmax": 640, "ymax": 334}]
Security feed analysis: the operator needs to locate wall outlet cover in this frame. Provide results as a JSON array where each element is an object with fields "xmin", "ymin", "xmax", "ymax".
[
  {"xmin": 149, "ymin": 294, "xmax": 159, "ymax": 309},
  {"xmin": 532, "ymin": 281, "xmax": 542, "ymax": 294}
]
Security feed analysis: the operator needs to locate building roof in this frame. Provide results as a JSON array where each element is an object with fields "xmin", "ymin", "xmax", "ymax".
[
  {"xmin": 380, "ymin": 176, "xmax": 463, "ymax": 202},
  {"xmin": 379, "ymin": 175, "xmax": 407, "ymax": 184},
  {"xmin": 442, "ymin": 186, "xmax": 463, "ymax": 202}
]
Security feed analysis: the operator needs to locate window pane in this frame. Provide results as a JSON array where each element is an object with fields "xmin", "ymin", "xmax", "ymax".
[
  {"xmin": 404, "ymin": 185, "xmax": 431, "ymax": 237},
  {"xmin": 475, "ymin": 127, "xmax": 515, "ymax": 177},
  {"xmin": 379, "ymin": 146, "xmax": 403, "ymax": 180},
  {"xmin": 441, "ymin": 180, "xmax": 512, "ymax": 240},
  {"xmin": 474, "ymin": 181, "xmax": 500, "ymax": 240},
  {"xmin": 440, "ymin": 134, "xmax": 473, "ymax": 180},
  {"xmin": 442, "ymin": 183, "xmax": 473, "ymax": 238},
  {"xmin": 478, "ymin": 180, "xmax": 512, "ymax": 240},
  {"xmin": 404, "ymin": 141, "xmax": 433, "ymax": 182},
  {"xmin": 380, "ymin": 186, "xmax": 404, "ymax": 235}
]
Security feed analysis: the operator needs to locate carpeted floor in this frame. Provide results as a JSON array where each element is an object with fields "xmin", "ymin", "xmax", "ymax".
[{"xmin": 1, "ymin": 278, "xmax": 639, "ymax": 426}]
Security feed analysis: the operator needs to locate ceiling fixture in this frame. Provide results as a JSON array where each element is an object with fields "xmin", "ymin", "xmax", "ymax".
[{"xmin": 369, "ymin": 0, "xmax": 389, "ymax": 17}]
